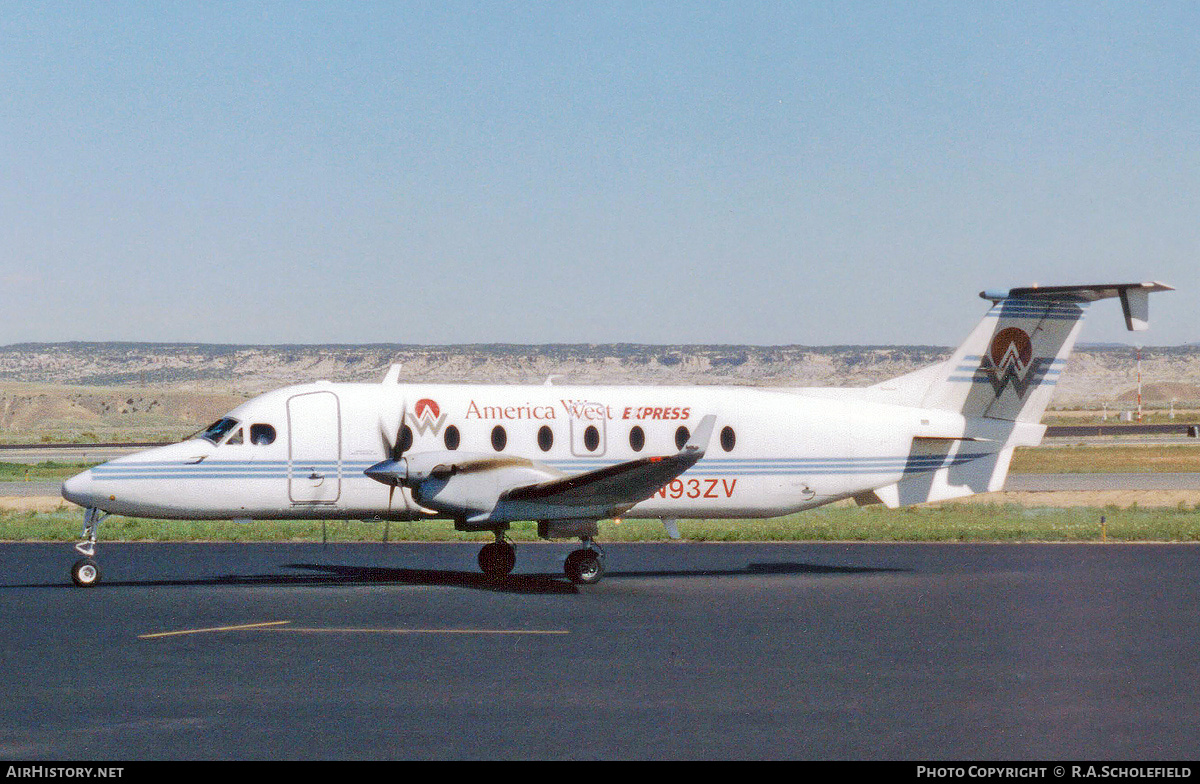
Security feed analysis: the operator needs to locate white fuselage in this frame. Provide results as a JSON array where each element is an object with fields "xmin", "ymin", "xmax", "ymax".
[{"xmin": 61, "ymin": 380, "xmax": 984, "ymax": 522}]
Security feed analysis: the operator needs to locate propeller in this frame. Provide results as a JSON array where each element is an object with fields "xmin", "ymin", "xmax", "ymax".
[{"xmin": 370, "ymin": 392, "xmax": 410, "ymax": 517}]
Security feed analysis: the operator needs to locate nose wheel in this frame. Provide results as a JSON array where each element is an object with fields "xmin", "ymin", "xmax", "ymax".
[
  {"xmin": 71, "ymin": 558, "xmax": 101, "ymax": 587},
  {"xmin": 70, "ymin": 508, "xmax": 108, "ymax": 588}
]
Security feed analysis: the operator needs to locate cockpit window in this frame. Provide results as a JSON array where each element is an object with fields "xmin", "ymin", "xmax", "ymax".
[
  {"xmin": 226, "ymin": 428, "xmax": 244, "ymax": 445},
  {"xmin": 199, "ymin": 417, "xmax": 239, "ymax": 444},
  {"xmin": 250, "ymin": 424, "xmax": 276, "ymax": 446}
]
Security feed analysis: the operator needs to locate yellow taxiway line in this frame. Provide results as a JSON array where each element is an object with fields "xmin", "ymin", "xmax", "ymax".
[
  {"xmin": 139, "ymin": 620, "xmax": 569, "ymax": 639},
  {"xmin": 268, "ymin": 628, "xmax": 570, "ymax": 635},
  {"xmin": 138, "ymin": 620, "xmax": 293, "ymax": 639}
]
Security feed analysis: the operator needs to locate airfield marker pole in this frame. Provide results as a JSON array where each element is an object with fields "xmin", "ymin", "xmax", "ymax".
[
  {"xmin": 1136, "ymin": 347, "xmax": 1143, "ymax": 423},
  {"xmin": 1101, "ymin": 515, "xmax": 1107, "ymax": 543}
]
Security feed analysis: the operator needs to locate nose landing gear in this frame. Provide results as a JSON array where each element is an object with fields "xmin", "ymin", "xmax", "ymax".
[{"xmin": 71, "ymin": 508, "xmax": 108, "ymax": 588}]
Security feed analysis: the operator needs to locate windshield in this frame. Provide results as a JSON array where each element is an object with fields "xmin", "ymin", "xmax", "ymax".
[{"xmin": 197, "ymin": 417, "xmax": 240, "ymax": 444}]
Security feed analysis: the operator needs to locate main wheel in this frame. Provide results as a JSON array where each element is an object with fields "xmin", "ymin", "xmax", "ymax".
[
  {"xmin": 564, "ymin": 549, "xmax": 604, "ymax": 585},
  {"xmin": 478, "ymin": 541, "xmax": 516, "ymax": 578},
  {"xmin": 71, "ymin": 558, "xmax": 101, "ymax": 588}
]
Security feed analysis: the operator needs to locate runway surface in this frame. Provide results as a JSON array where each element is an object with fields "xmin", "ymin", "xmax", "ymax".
[
  {"xmin": 2, "ymin": 481, "xmax": 64, "ymax": 497},
  {"xmin": 0, "ymin": 445, "xmax": 148, "ymax": 464},
  {"xmin": 2, "ymin": 541, "xmax": 1200, "ymax": 760},
  {"xmin": 1003, "ymin": 472, "xmax": 1200, "ymax": 490}
]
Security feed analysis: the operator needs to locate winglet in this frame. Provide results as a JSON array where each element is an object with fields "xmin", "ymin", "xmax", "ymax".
[{"xmin": 684, "ymin": 415, "xmax": 717, "ymax": 454}]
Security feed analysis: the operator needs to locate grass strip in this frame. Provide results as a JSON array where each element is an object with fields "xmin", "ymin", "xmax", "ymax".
[{"xmin": 0, "ymin": 461, "xmax": 100, "ymax": 481}]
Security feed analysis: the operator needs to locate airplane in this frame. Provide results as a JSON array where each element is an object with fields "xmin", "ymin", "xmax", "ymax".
[{"xmin": 60, "ymin": 281, "xmax": 1172, "ymax": 588}]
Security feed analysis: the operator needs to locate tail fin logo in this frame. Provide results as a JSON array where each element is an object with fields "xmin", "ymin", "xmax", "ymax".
[
  {"xmin": 981, "ymin": 328, "xmax": 1049, "ymax": 398},
  {"xmin": 408, "ymin": 398, "xmax": 447, "ymax": 436}
]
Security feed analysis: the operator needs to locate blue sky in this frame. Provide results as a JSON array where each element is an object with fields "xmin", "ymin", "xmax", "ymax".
[{"xmin": 2, "ymin": 2, "xmax": 1196, "ymax": 346}]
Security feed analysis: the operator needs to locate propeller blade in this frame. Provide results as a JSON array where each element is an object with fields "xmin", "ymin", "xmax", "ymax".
[{"xmin": 378, "ymin": 393, "xmax": 409, "ymax": 461}]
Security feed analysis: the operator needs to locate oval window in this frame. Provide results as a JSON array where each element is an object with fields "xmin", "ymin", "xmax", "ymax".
[
  {"xmin": 720, "ymin": 426, "xmax": 736, "ymax": 452},
  {"xmin": 584, "ymin": 425, "xmax": 600, "ymax": 452},
  {"xmin": 250, "ymin": 424, "xmax": 276, "ymax": 446},
  {"xmin": 399, "ymin": 425, "xmax": 413, "ymax": 453},
  {"xmin": 537, "ymin": 425, "xmax": 553, "ymax": 452},
  {"xmin": 675, "ymin": 425, "xmax": 690, "ymax": 450},
  {"xmin": 491, "ymin": 425, "xmax": 507, "ymax": 452},
  {"xmin": 628, "ymin": 425, "xmax": 645, "ymax": 452},
  {"xmin": 444, "ymin": 425, "xmax": 460, "ymax": 451}
]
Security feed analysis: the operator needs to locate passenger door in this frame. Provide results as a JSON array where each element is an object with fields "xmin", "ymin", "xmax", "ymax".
[{"xmin": 287, "ymin": 391, "xmax": 341, "ymax": 504}]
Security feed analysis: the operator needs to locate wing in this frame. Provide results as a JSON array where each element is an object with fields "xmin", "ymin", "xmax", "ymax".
[{"xmin": 499, "ymin": 415, "xmax": 717, "ymax": 513}]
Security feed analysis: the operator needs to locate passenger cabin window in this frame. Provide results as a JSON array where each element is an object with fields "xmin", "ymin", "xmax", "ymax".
[
  {"xmin": 250, "ymin": 424, "xmax": 276, "ymax": 446},
  {"xmin": 491, "ymin": 425, "xmax": 507, "ymax": 451},
  {"xmin": 199, "ymin": 418, "xmax": 239, "ymax": 444},
  {"xmin": 537, "ymin": 425, "xmax": 553, "ymax": 452},
  {"xmin": 675, "ymin": 425, "xmax": 690, "ymax": 450},
  {"xmin": 583, "ymin": 425, "xmax": 600, "ymax": 452},
  {"xmin": 629, "ymin": 426, "xmax": 645, "ymax": 452},
  {"xmin": 720, "ymin": 426, "xmax": 736, "ymax": 452},
  {"xmin": 444, "ymin": 425, "xmax": 460, "ymax": 450}
]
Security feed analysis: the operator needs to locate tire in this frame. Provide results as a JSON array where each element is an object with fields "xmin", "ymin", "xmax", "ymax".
[
  {"xmin": 71, "ymin": 558, "xmax": 101, "ymax": 588},
  {"xmin": 478, "ymin": 541, "xmax": 516, "ymax": 577},
  {"xmin": 564, "ymin": 549, "xmax": 604, "ymax": 585}
]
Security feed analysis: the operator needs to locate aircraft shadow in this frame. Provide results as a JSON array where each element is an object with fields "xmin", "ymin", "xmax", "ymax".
[
  {"xmin": 1, "ymin": 566, "xmax": 577, "ymax": 595},
  {"xmin": 0, "ymin": 560, "xmax": 907, "ymax": 593},
  {"xmin": 606, "ymin": 561, "xmax": 911, "ymax": 579}
]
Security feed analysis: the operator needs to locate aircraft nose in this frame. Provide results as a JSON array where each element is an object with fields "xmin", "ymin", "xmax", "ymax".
[{"xmin": 61, "ymin": 469, "xmax": 97, "ymax": 507}]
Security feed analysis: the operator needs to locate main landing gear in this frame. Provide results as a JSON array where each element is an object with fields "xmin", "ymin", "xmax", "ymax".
[
  {"xmin": 478, "ymin": 532, "xmax": 517, "ymax": 578},
  {"xmin": 564, "ymin": 539, "xmax": 605, "ymax": 585},
  {"xmin": 71, "ymin": 508, "xmax": 108, "ymax": 588},
  {"xmin": 474, "ymin": 531, "xmax": 606, "ymax": 585}
]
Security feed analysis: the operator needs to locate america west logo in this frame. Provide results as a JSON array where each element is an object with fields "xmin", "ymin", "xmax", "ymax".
[
  {"xmin": 407, "ymin": 398, "xmax": 447, "ymax": 436},
  {"xmin": 978, "ymin": 327, "xmax": 1053, "ymax": 398}
]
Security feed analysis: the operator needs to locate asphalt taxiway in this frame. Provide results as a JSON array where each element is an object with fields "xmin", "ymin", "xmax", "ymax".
[{"xmin": 2, "ymin": 541, "xmax": 1200, "ymax": 759}]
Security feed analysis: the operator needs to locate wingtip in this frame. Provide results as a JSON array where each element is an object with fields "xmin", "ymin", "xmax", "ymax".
[{"xmin": 684, "ymin": 414, "xmax": 718, "ymax": 453}]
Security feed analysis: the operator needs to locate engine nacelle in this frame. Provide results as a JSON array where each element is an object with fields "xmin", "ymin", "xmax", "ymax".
[{"xmin": 401, "ymin": 453, "xmax": 562, "ymax": 523}]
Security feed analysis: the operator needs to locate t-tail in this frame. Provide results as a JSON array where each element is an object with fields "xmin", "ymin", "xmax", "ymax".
[
  {"xmin": 882, "ymin": 282, "xmax": 1173, "ymax": 424},
  {"xmin": 857, "ymin": 282, "xmax": 1173, "ymax": 508}
]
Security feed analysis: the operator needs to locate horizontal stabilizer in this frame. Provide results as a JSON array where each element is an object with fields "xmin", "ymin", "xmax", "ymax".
[{"xmin": 980, "ymin": 281, "xmax": 1173, "ymax": 331}]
